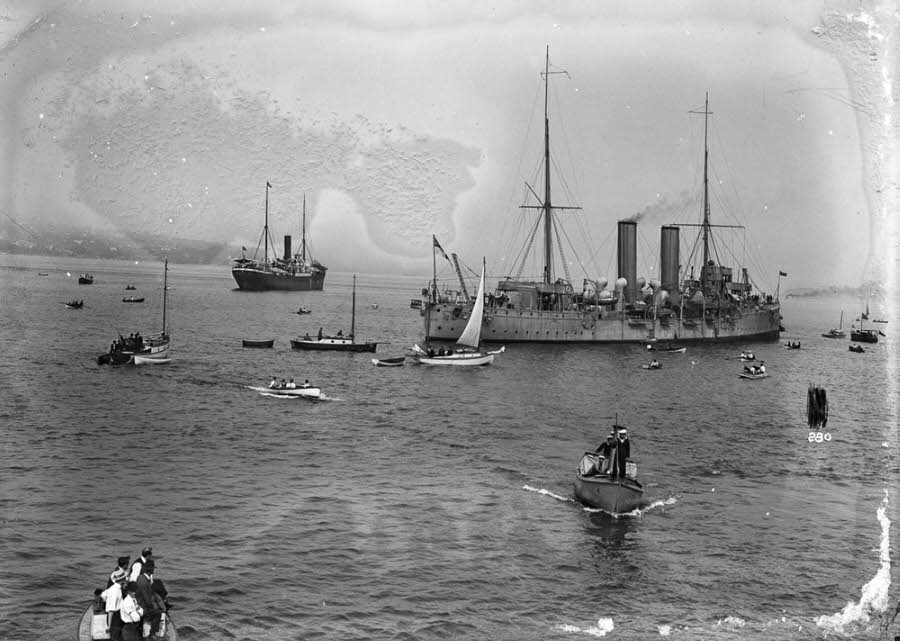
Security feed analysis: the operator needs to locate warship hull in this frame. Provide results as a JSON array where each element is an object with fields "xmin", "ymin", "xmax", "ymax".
[{"xmin": 422, "ymin": 304, "xmax": 781, "ymax": 344}]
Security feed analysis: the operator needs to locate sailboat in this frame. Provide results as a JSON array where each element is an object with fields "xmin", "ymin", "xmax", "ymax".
[
  {"xmin": 97, "ymin": 259, "xmax": 172, "ymax": 365},
  {"xmin": 232, "ymin": 183, "xmax": 327, "ymax": 291},
  {"xmin": 850, "ymin": 299, "xmax": 878, "ymax": 343},
  {"xmin": 415, "ymin": 51, "xmax": 781, "ymax": 345},
  {"xmin": 412, "ymin": 260, "xmax": 504, "ymax": 366},
  {"xmin": 290, "ymin": 275, "xmax": 377, "ymax": 352},
  {"xmin": 821, "ymin": 310, "xmax": 846, "ymax": 338}
]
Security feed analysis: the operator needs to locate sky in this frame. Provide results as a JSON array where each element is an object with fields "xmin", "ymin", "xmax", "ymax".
[{"xmin": 0, "ymin": 0, "xmax": 895, "ymax": 291}]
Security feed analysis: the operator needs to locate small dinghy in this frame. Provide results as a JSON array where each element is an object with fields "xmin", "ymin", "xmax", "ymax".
[
  {"xmin": 372, "ymin": 356, "xmax": 406, "ymax": 367},
  {"xmin": 242, "ymin": 339, "xmax": 275, "ymax": 348},
  {"xmin": 848, "ymin": 344, "xmax": 865, "ymax": 353},
  {"xmin": 738, "ymin": 371, "xmax": 768, "ymax": 379},
  {"xmin": 122, "ymin": 296, "xmax": 145, "ymax": 303},
  {"xmin": 646, "ymin": 343, "xmax": 686, "ymax": 353}
]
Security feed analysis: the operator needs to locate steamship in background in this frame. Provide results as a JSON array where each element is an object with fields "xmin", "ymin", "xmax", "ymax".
[
  {"xmin": 232, "ymin": 182, "xmax": 327, "ymax": 291},
  {"xmin": 416, "ymin": 51, "xmax": 781, "ymax": 344}
]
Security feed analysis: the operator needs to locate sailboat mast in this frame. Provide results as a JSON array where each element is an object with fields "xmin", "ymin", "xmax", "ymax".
[
  {"xmin": 264, "ymin": 181, "xmax": 270, "ymax": 266},
  {"xmin": 162, "ymin": 258, "xmax": 168, "ymax": 334},
  {"xmin": 542, "ymin": 45, "xmax": 553, "ymax": 284},
  {"xmin": 701, "ymin": 93, "xmax": 711, "ymax": 271},
  {"xmin": 351, "ymin": 275, "xmax": 357, "ymax": 338}
]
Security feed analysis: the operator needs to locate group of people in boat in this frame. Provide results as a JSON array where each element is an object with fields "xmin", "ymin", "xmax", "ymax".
[
  {"xmin": 740, "ymin": 350, "xmax": 755, "ymax": 360},
  {"xmin": 109, "ymin": 332, "xmax": 143, "ymax": 354},
  {"xmin": 784, "ymin": 341, "xmax": 801, "ymax": 349},
  {"xmin": 96, "ymin": 546, "xmax": 170, "ymax": 641},
  {"xmin": 268, "ymin": 376, "xmax": 312, "ymax": 389},
  {"xmin": 302, "ymin": 328, "xmax": 345, "ymax": 341},
  {"xmin": 589, "ymin": 427, "xmax": 632, "ymax": 479},
  {"xmin": 67, "ymin": 299, "xmax": 84, "ymax": 308},
  {"xmin": 426, "ymin": 346, "xmax": 455, "ymax": 357},
  {"xmin": 743, "ymin": 361, "xmax": 766, "ymax": 375}
]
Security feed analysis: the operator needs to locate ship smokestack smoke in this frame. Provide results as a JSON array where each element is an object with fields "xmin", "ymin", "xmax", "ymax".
[
  {"xmin": 617, "ymin": 220, "xmax": 637, "ymax": 304},
  {"xmin": 284, "ymin": 235, "xmax": 292, "ymax": 261},
  {"xmin": 627, "ymin": 191, "xmax": 693, "ymax": 223},
  {"xmin": 660, "ymin": 226, "xmax": 680, "ymax": 292}
]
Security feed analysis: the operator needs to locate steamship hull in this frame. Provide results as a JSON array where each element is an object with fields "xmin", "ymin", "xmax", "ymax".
[
  {"xmin": 421, "ymin": 304, "xmax": 781, "ymax": 344},
  {"xmin": 231, "ymin": 266, "xmax": 325, "ymax": 291}
]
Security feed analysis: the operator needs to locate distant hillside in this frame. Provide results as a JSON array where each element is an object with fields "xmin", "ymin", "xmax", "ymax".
[
  {"xmin": 0, "ymin": 230, "xmax": 228, "ymax": 265},
  {"xmin": 785, "ymin": 283, "xmax": 889, "ymax": 300}
]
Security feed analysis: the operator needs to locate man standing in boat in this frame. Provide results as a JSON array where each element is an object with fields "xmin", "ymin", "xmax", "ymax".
[
  {"xmin": 595, "ymin": 432, "xmax": 615, "ymax": 474},
  {"xmin": 610, "ymin": 428, "xmax": 631, "ymax": 479}
]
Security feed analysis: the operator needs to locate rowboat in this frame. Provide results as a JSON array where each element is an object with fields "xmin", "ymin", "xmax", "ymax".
[
  {"xmin": 248, "ymin": 385, "xmax": 321, "ymax": 399},
  {"xmin": 738, "ymin": 371, "xmax": 768, "ymax": 379},
  {"xmin": 642, "ymin": 363, "xmax": 662, "ymax": 370},
  {"xmin": 574, "ymin": 452, "xmax": 644, "ymax": 513},
  {"xmin": 77, "ymin": 601, "xmax": 176, "ymax": 641},
  {"xmin": 372, "ymin": 356, "xmax": 406, "ymax": 367},
  {"xmin": 242, "ymin": 339, "xmax": 275, "ymax": 348},
  {"xmin": 296, "ymin": 307, "xmax": 312, "ymax": 315},
  {"xmin": 646, "ymin": 344, "xmax": 686, "ymax": 353},
  {"xmin": 122, "ymin": 296, "xmax": 145, "ymax": 303},
  {"xmin": 848, "ymin": 345, "xmax": 865, "ymax": 353},
  {"xmin": 78, "ymin": 273, "xmax": 94, "ymax": 284}
]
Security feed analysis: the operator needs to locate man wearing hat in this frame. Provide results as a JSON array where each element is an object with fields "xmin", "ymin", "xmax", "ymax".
[
  {"xmin": 136, "ymin": 559, "xmax": 165, "ymax": 640},
  {"xmin": 610, "ymin": 427, "xmax": 631, "ymax": 479},
  {"xmin": 129, "ymin": 547, "xmax": 153, "ymax": 582},
  {"xmin": 101, "ymin": 569, "xmax": 127, "ymax": 641},
  {"xmin": 107, "ymin": 556, "xmax": 130, "ymax": 588},
  {"xmin": 594, "ymin": 431, "xmax": 616, "ymax": 475}
]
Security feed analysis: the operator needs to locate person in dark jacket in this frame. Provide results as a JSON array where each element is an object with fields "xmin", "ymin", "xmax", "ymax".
[
  {"xmin": 594, "ymin": 432, "xmax": 615, "ymax": 474},
  {"xmin": 135, "ymin": 560, "xmax": 164, "ymax": 639},
  {"xmin": 610, "ymin": 427, "xmax": 631, "ymax": 479}
]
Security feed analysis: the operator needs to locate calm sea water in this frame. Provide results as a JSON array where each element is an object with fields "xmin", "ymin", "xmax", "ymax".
[{"xmin": 1, "ymin": 255, "xmax": 898, "ymax": 641}]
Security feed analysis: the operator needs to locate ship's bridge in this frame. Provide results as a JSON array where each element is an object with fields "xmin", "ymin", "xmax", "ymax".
[{"xmin": 497, "ymin": 277, "xmax": 576, "ymax": 311}]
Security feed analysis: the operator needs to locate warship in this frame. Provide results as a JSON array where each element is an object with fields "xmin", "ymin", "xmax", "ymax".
[{"xmin": 417, "ymin": 51, "xmax": 781, "ymax": 344}]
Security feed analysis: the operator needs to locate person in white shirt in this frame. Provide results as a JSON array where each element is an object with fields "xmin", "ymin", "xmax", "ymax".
[
  {"xmin": 286, "ymin": 379, "xmax": 297, "ymax": 389},
  {"xmin": 119, "ymin": 582, "xmax": 144, "ymax": 641},
  {"xmin": 129, "ymin": 547, "xmax": 152, "ymax": 582},
  {"xmin": 101, "ymin": 569, "xmax": 127, "ymax": 641}
]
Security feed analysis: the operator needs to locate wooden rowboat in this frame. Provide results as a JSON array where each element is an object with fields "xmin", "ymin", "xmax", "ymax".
[
  {"xmin": 372, "ymin": 356, "xmax": 406, "ymax": 367},
  {"xmin": 242, "ymin": 339, "xmax": 275, "ymax": 348},
  {"xmin": 122, "ymin": 296, "xmax": 145, "ymax": 303},
  {"xmin": 77, "ymin": 601, "xmax": 176, "ymax": 641},
  {"xmin": 738, "ymin": 371, "xmax": 768, "ymax": 379}
]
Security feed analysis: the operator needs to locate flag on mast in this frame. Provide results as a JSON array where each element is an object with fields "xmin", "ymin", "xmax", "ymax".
[
  {"xmin": 779, "ymin": 271, "xmax": 787, "ymax": 277},
  {"xmin": 432, "ymin": 235, "xmax": 450, "ymax": 261}
]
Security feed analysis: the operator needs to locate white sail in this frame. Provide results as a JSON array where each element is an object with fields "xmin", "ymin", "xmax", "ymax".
[{"xmin": 456, "ymin": 261, "xmax": 486, "ymax": 350}]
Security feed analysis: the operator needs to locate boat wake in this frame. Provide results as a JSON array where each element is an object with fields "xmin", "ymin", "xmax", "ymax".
[
  {"xmin": 522, "ymin": 485, "xmax": 575, "ymax": 503},
  {"xmin": 557, "ymin": 617, "xmax": 614, "ymax": 637},
  {"xmin": 815, "ymin": 489, "xmax": 891, "ymax": 635},
  {"xmin": 580, "ymin": 495, "xmax": 678, "ymax": 518}
]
